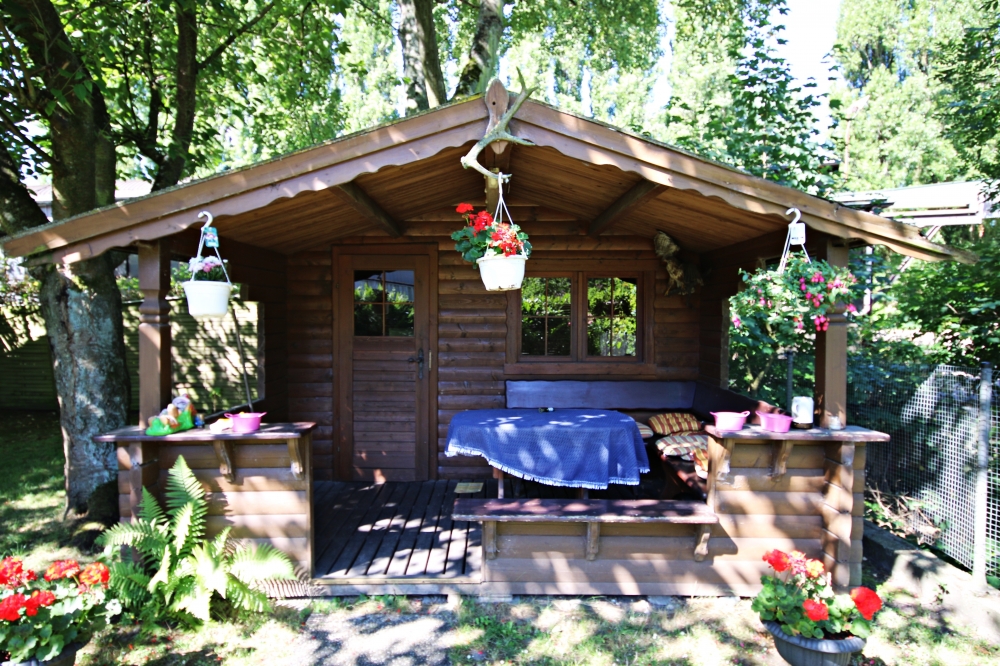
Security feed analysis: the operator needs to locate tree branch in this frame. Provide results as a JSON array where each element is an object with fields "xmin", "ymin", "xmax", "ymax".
[
  {"xmin": 197, "ymin": 1, "xmax": 278, "ymax": 73},
  {"xmin": 0, "ymin": 108, "xmax": 56, "ymax": 164},
  {"xmin": 460, "ymin": 70, "xmax": 537, "ymax": 181}
]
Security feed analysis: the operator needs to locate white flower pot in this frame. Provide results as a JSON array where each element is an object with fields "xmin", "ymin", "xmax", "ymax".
[
  {"xmin": 476, "ymin": 254, "xmax": 527, "ymax": 291},
  {"xmin": 182, "ymin": 280, "xmax": 232, "ymax": 320}
]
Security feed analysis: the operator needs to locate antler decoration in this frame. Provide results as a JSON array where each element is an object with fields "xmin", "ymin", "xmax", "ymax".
[{"xmin": 460, "ymin": 69, "xmax": 538, "ymax": 181}]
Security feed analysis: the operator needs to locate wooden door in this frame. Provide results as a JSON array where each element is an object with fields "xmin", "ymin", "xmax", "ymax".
[{"xmin": 334, "ymin": 249, "xmax": 435, "ymax": 482}]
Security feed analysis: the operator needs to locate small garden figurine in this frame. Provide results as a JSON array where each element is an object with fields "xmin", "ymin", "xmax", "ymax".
[
  {"xmin": 0, "ymin": 556, "xmax": 121, "ymax": 664},
  {"xmin": 753, "ymin": 549, "xmax": 883, "ymax": 665}
]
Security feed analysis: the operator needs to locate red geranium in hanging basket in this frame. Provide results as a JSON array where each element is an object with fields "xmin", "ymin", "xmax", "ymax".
[{"xmin": 451, "ymin": 202, "xmax": 532, "ymax": 291}]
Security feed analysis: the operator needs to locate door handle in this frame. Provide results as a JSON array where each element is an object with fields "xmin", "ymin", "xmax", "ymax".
[{"xmin": 407, "ymin": 348, "xmax": 424, "ymax": 380}]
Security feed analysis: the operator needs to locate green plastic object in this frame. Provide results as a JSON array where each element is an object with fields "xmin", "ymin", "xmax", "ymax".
[{"xmin": 144, "ymin": 409, "xmax": 196, "ymax": 436}]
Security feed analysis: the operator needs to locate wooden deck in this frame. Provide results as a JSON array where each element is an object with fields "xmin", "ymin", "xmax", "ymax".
[
  {"xmin": 312, "ymin": 479, "xmax": 488, "ymax": 583},
  {"xmin": 311, "ymin": 477, "xmax": 660, "ymax": 585}
]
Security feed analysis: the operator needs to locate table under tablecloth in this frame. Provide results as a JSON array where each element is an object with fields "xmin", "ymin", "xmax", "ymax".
[{"xmin": 445, "ymin": 409, "xmax": 650, "ymax": 489}]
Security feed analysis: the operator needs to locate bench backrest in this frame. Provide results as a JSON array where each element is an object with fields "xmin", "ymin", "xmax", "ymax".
[
  {"xmin": 505, "ymin": 380, "xmax": 695, "ymax": 410},
  {"xmin": 505, "ymin": 380, "xmax": 768, "ymax": 422}
]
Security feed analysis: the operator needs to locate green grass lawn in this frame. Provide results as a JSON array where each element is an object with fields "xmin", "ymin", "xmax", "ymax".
[{"xmin": 2, "ymin": 410, "xmax": 998, "ymax": 666}]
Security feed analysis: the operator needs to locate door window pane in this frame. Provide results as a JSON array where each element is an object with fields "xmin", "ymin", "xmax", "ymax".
[
  {"xmin": 354, "ymin": 270, "xmax": 414, "ymax": 336},
  {"xmin": 521, "ymin": 277, "xmax": 572, "ymax": 356},
  {"xmin": 587, "ymin": 277, "xmax": 637, "ymax": 357}
]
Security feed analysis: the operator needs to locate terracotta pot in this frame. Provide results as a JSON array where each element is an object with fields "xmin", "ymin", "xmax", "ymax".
[
  {"xmin": 764, "ymin": 621, "xmax": 865, "ymax": 666},
  {"xmin": 182, "ymin": 280, "xmax": 232, "ymax": 320},
  {"xmin": 2, "ymin": 642, "xmax": 83, "ymax": 666},
  {"xmin": 476, "ymin": 254, "xmax": 527, "ymax": 291}
]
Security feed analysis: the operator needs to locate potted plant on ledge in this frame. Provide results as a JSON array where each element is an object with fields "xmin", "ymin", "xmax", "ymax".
[
  {"xmin": 753, "ymin": 549, "xmax": 883, "ymax": 665},
  {"xmin": 451, "ymin": 202, "xmax": 531, "ymax": 291}
]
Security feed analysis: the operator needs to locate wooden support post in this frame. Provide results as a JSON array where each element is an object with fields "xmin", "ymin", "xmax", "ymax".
[
  {"xmin": 138, "ymin": 240, "xmax": 172, "ymax": 428},
  {"xmin": 125, "ymin": 441, "xmax": 159, "ymax": 520},
  {"xmin": 483, "ymin": 520, "xmax": 498, "ymax": 560},
  {"xmin": 815, "ymin": 239, "xmax": 849, "ymax": 428},
  {"xmin": 586, "ymin": 522, "xmax": 600, "ymax": 561},
  {"xmin": 493, "ymin": 467, "xmax": 505, "ymax": 499}
]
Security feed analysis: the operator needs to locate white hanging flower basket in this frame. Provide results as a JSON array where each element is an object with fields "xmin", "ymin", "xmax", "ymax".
[
  {"xmin": 182, "ymin": 280, "xmax": 232, "ymax": 320},
  {"xmin": 476, "ymin": 253, "xmax": 527, "ymax": 291}
]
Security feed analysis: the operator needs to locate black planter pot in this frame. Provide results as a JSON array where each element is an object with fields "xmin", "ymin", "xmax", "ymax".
[
  {"xmin": 1, "ymin": 642, "xmax": 83, "ymax": 666},
  {"xmin": 764, "ymin": 621, "xmax": 866, "ymax": 666}
]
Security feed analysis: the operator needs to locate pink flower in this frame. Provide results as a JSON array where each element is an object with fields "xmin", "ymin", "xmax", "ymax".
[
  {"xmin": 846, "ymin": 304, "xmax": 857, "ymax": 314},
  {"xmin": 732, "ymin": 316, "xmax": 742, "ymax": 329}
]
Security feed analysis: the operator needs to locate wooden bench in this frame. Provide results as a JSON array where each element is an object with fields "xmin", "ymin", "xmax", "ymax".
[
  {"xmin": 452, "ymin": 380, "xmax": 768, "ymax": 562},
  {"xmin": 453, "ymin": 498, "xmax": 719, "ymax": 561}
]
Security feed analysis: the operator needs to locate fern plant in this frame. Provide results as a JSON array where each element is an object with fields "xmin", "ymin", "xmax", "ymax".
[{"xmin": 96, "ymin": 455, "xmax": 295, "ymax": 626}]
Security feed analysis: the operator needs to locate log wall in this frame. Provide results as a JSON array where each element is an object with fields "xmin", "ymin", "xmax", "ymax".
[
  {"xmin": 479, "ymin": 438, "xmax": 867, "ymax": 596},
  {"xmin": 285, "ymin": 213, "xmax": 706, "ymax": 481}
]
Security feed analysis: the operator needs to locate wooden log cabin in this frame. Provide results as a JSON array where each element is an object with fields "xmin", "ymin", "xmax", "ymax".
[{"xmin": 5, "ymin": 82, "xmax": 972, "ymax": 597}]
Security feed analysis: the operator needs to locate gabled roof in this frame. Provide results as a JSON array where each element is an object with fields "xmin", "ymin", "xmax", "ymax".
[{"xmin": 3, "ymin": 90, "xmax": 975, "ymax": 264}]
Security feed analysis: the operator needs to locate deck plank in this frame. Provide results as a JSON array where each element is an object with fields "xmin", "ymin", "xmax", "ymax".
[
  {"xmin": 365, "ymin": 481, "xmax": 428, "ymax": 576},
  {"xmin": 451, "ymin": 498, "xmax": 719, "ymax": 524},
  {"xmin": 426, "ymin": 481, "xmax": 459, "ymax": 576},
  {"xmin": 341, "ymin": 483, "xmax": 410, "ymax": 577},
  {"xmin": 312, "ymin": 483, "xmax": 377, "ymax": 568},
  {"xmin": 314, "ymin": 484, "xmax": 388, "ymax": 575},
  {"xmin": 404, "ymin": 480, "xmax": 451, "ymax": 576},
  {"xmin": 384, "ymin": 481, "xmax": 437, "ymax": 577}
]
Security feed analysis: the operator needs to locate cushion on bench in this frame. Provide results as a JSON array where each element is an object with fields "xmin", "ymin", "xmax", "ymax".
[{"xmin": 648, "ymin": 412, "xmax": 700, "ymax": 436}]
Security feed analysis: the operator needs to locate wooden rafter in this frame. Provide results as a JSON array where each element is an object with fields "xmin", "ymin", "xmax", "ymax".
[
  {"xmin": 588, "ymin": 181, "xmax": 666, "ymax": 236},
  {"xmin": 335, "ymin": 182, "xmax": 402, "ymax": 237}
]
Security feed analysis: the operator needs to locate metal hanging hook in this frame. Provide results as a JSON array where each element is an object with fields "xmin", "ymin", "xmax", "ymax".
[
  {"xmin": 198, "ymin": 210, "xmax": 214, "ymax": 228},
  {"xmin": 785, "ymin": 207, "xmax": 802, "ymax": 224}
]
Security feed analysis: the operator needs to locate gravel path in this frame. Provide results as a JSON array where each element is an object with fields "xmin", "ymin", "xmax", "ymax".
[{"xmin": 278, "ymin": 598, "xmax": 463, "ymax": 666}]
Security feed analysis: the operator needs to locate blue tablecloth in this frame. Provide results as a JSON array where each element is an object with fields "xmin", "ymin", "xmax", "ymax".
[{"xmin": 445, "ymin": 409, "xmax": 650, "ymax": 489}]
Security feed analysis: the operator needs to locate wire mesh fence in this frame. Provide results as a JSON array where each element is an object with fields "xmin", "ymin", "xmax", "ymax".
[{"xmin": 847, "ymin": 360, "xmax": 997, "ymax": 576}]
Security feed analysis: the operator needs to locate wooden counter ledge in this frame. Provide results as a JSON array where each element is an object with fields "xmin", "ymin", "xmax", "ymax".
[
  {"xmin": 94, "ymin": 422, "xmax": 317, "ymax": 442},
  {"xmin": 705, "ymin": 424, "xmax": 889, "ymax": 442}
]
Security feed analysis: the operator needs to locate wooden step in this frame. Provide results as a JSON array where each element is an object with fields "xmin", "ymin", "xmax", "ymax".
[{"xmin": 452, "ymin": 498, "xmax": 718, "ymax": 524}]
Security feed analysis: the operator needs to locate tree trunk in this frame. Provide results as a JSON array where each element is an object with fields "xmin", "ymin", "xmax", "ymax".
[
  {"xmin": 33, "ymin": 257, "xmax": 130, "ymax": 510},
  {"xmin": 454, "ymin": 0, "xmax": 505, "ymax": 98},
  {"xmin": 6, "ymin": 0, "xmax": 130, "ymax": 511},
  {"xmin": 398, "ymin": 0, "xmax": 446, "ymax": 112}
]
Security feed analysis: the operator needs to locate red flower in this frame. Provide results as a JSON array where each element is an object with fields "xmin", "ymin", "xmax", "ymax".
[
  {"xmin": 850, "ymin": 586, "xmax": 882, "ymax": 620},
  {"xmin": 803, "ymin": 599, "xmax": 829, "ymax": 621},
  {"xmin": 23, "ymin": 590, "xmax": 56, "ymax": 617},
  {"xmin": 471, "ymin": 210, "xmax": 493, "ymax": 233},
  {"xmin": 0, "ymin": 557, "xmax": 36, "ymax": 589},
  {"xmin": 762, "ymin": 549, "xmax": 790, "ymax": 573},
  {"xmin": 43, "ymin": 560, "xmax": 81, "ymax": 582},
  {"xmin": 0, "ymin": 593, "xmax": 27, "ymax": 622},
  {"xmin": 456, "ymin": 203, "xmax": 474, "ymax": 215},
  {"xmin": 79, "ymin": 562, "xmax": 110, "ymax": 587}
]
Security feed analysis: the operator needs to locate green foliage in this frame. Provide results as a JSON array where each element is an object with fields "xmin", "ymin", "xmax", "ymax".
[
  {"xmin": 830, "ymin": 0, "xmax": 983, "ymax": 190},
  {"xmin": 665, "ymin": 1, "xmax": 829, "ymax": 194},
  {"xmin": 728, "ymin": 255, "xmax": 862, "ymax": 399},
  {"xmin": 937, "ymin": 0, "xmax": 1000, "ymax": 199},
  {"xmin": 96, "ymin": 455, "xmax": 295, "ymax": 627}
]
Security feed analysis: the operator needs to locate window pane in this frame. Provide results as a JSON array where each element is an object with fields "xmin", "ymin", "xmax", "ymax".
[
  {"xmin": 354, "ymin": 271, "xmax": 383, "ymax": 302},
  {"xmin": 386, "ymin": 303, "xmax": 415, "ymax": 336},
  {"xmin": 385, "ymin": 270, "xmax": 415, "ymax": 304},
  {"xmin": 587, "ymin": 277, "xmax": 637, "ymax": 357},
  {"xmin": 521, "ymin": 276, "xmax": 573, "ymax": 357},
  {"xmin": 548, "ymin": 318, "xmax": 572, "ymax": 356},
  {"xmin": 522, "ymin": 317, "xmax": 546, "ymax": 355},
  {"xmin": 521, "ymin": 277, "xmax": 547, "ymax": 316},
  {"xmin": 354, "ymin": 303, "xmax": 383, "ymax": 336},
  {"xmin": 546, "ymin": 278, "xmax": 572, "ymax": 315}
]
